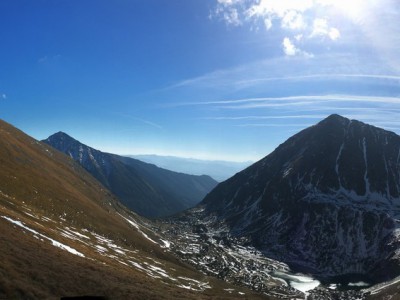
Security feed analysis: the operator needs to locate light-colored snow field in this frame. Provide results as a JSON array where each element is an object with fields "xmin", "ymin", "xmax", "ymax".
[{"xmin": 1, "ymin": 215, "xmax": 85, "ymax": 257}]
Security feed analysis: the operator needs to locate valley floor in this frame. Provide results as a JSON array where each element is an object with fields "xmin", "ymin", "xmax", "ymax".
[{"xmin": 154, "ymin": 207, "xmax": 400, "ymax": 300}]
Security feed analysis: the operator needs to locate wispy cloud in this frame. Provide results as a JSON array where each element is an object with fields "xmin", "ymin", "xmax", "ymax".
[
  {"xmin": 135, "ymin": 118, "xmax": 163, "ymax": 130},
  {"xmin": 165, "ymin": 53, "xmax": 399, "ymax": 94},
  {"xmin": 234, "ymin": 123, "xmax": 313, "ymax": 127},
  {"xmin": 234, "ymin": 74, "xmax": 400, "ymax": 87},
  {"xmin": 171, "ymin": 94, "xmax": 400, "ymax": 132},
  {"xmin": 173, "ymin": 95, "xmax": 400, "ymax": 108},
  {"xmin": 116, "ymin": 113, "xmax": 163, "ymax": 130},
  {"xmin": 1, "ymin": 93, "xmax": 6, "ymax": 100},
  {"xmin": 38, "ymin": 54, "xmax": 62, "ymax": 64},
  {"xmin": 202, "ymin": 114, "xmax": 326, "ymax": 120}
]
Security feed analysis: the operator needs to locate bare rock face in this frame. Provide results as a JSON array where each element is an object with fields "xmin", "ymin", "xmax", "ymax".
[{"xmin": 200, "ymin": 114, "xmax": 400, "ymax": 282}]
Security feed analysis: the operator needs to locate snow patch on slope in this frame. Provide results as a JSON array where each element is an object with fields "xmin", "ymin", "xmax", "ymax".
[{"xmin": 1, "ymin": 215, "xmax": 85, "ymax": 257}]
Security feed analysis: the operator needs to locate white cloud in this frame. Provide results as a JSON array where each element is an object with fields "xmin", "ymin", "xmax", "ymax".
[
  {"xmin": 329, "ymin": 27, "xmax": 340, "ymax": 40},
  {"xmin": 246, "ymin": 0, "xmax": 314, "ymax": 18},
  {"xmin": 310, "ymin": 18, "xmax": 328, "ymax": 37},
  {"xmin": 295, "ymin": 34, "xmax": 303, "ymax": 41},
  {"xmin": 212, "ymin": 2, "xmax": 242, "ymax": 26},
  {"xmin": 224, "ymin": 8, "xmax": 241, "ymax": 26},
  {"xmin": 217, "ymin": 0, "xmax": 240, "ymax": 5},
  {"xmin": 264, "ymin": 18, "xmax": 272, "ymax": 30},
  {"xmin": 1, "ymin": 94, "xmax": 6, "ymax": 100},
  {"xmin": 282, "ymin": 37, "xmax": 313, "ymax": 57},
  {"xmin": 310, "ymin": 18, "xmax": 340, "ymax": 41},
  {"xmin": 281, "ymin": 10, "xmax": 306, "ymax": 30},
  {"xmin": 282, "ymin": 37, "xmax": 298, "ymax": 56},
  {"xmin": 213, "ymin": 0, "xmax": 346, "ymax": 56}
]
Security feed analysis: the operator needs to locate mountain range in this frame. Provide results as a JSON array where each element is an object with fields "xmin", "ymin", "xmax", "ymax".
[
  {"xmin": 43, "ymin": 132, "xmax": 218, "ymax": 218},
  {"xmin": 0, "ymin": 119, "xmax": 263, "ymax": 299},
  {"xmin": 3, "ymin": 114, "xmax": 400, "ymax": 299},
  {"xmin": 199, "ymin": 114, "xmax": 400, "ymax": 284}
]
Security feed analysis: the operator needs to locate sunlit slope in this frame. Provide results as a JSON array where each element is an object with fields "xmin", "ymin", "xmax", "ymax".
[{"xmin": 0, "ymin": 119, "xmax": 268, "ymax": 300}]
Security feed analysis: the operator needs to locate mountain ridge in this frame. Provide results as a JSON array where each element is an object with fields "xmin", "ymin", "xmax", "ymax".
[
  {"xmin": 43, "ymin": 132, "xmax": 218, "ymax": 218},
  {"xmin": 198, "ymin": 114, "xmax": 400, "ymax": 282},
  {"xmin": 0, "ymin": 118, "xmax": 265, "ymax": 299}
]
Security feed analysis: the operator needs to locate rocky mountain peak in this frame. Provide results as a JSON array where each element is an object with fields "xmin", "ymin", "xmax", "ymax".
[{"xmin": 199, "ymin": 114, "xmax": 400, "ymax": 281}]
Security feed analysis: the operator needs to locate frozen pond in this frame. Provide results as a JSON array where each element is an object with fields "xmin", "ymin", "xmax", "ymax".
[{"xmin": 272, "ymin": 271, "xmax": 320, "ymax": 293}]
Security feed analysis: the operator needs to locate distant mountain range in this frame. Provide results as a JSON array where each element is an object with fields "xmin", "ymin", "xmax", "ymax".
[
  {"xmin": 43, "ymin": 132, "xmax": 217, "ymax": 218},
  {"xmin": 131, "ymin": 155, "xmax": 252, "ymax": 182},
  {"xmin": 198, "ymin": 114, "xmax": 400, "ymax": 283}
]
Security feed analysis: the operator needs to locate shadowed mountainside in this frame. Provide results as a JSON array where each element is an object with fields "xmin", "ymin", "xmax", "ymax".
[
  {"xmin": 43, "ymin": 132, "xmax": 217, "ymax": 218},
  {"xmin": 199, "ymin": 114, "xmax": 400, "ymax": 283}
]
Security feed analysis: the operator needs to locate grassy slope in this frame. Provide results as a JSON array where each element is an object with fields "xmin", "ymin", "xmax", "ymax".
[{"xmin": 0, "ymin": 119, "xmax": 269, "ymax": 300}]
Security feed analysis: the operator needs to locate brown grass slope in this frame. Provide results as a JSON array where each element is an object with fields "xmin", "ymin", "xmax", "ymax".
[{"xmin": 0, "ymin": 119, "xmax": 269, "ymax": 300}]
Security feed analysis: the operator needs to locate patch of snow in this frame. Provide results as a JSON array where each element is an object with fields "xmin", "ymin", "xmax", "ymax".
[
  {"xmin": 328, "ymin": 283, "xmax": 337, "ymax": 290},
  {"xmin": 23, "ymin": 211, "xmax": 39, "ymax": 219},
  {"xmin": 177, "ymin": 284, "xmax": 195, "ymax": 290},
  {"xmin": 272, "ymin": 271, "xmax": 320, "ymax": 293},
  {"xmin": 2, "ymin": 216, "xmax": 40, "ymax": 235},
  {"xmin": 335, "ymin": 142, "xmax": 344, "ymax": 187},
  {"xmin": 65, "ymin": 227, "xmax": 90, "ymax": 239},
  {"xmin": 283, "ymin": 167, "xmax": 292, "ymax": 178},
  {"xmin": 117, "ymin": 213, "xmax": 157, "ymax": 244},
  {"xmin": 94, "ymin": 245, "xmax": 108, "ymax": 253},
  {"xmin": 160, "ymin": 239, "xmax": 171, "ymax": 248},
  {"xmin": 348, "ymin": 281, "xmax": 370, "ymax": 287},
  {"xmin": 362, "ymin": 138, "xmax": 371, "ymax": 195},
  {"xmin": 129, "ymin": 260, "xmax": 146, "ymax": 271},
  {"xmin": 41, "ymin": 216, "xmax": 54, "ymax": 222},
  {"xmin": 1, "ymin": 215, "xmax": 84, "ymax": 258},
  {"xmin": 49, "ymin": 238, "xmax": 85, "ymax": 257}
]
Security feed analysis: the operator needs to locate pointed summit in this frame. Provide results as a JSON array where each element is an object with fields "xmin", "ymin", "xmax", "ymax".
[
  {"xmin": 316, "ymin": 113, "xmax": 350, "ymax": 127},
  {"xmin": 43, "ymin": 131, "xmax": 84, "ymax": 155},
  {"xmin": 47, "ymin": 131, "xmax": 73, "ymax": 139},
  {"xmin": 324, "ymin": 113, "xmax": 348, "ymax": 122}
]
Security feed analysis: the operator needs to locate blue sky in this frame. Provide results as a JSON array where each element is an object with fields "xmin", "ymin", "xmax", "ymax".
[{"xmin": 1, "ymin": 0, "xmax": 400, "ymax": 162}]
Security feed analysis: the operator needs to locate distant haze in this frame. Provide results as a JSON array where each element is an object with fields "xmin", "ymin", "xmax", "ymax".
[{"xmin": 131, "ymin": 155, "xmax": 253, "ymax": 182}]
